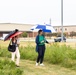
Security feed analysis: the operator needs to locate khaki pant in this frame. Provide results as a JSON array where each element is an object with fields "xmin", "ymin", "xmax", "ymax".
[{"xmin": 11, "ymin": 47, "xmax": 20, "ymax": 66}]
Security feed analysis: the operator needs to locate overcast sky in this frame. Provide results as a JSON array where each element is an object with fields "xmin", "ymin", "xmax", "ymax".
[{"xmin": 0, "ymin": 0, "xmax": 76, "ymax": 26}]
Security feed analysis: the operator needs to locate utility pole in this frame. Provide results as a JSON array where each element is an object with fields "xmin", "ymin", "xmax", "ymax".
[
  {"xmin": 61, "ymin": 0, "xmax": 63, "ymax": 42},
  {"xmin": 50, "ymin": 18, "xmax": 51, "ymax": 25}
]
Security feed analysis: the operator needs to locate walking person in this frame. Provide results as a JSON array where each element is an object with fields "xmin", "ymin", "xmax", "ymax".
[
  {"xmin": 11, "ymin": 35, "xmax": 20, "ymax": 67},
  {"xmin": 35, "ymin": 30, "xmax": 50, "ymax": 66},
  {"xmin": 4, "ymin": 29, "xmax": 22, "ymax": 67}
]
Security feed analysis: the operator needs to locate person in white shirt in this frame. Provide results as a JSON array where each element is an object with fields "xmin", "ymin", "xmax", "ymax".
[{"xmin": 11, "ymin": 35, "xmax": 20, "ymax": 67}]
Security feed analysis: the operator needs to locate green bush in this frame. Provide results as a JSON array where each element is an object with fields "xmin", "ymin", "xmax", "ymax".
[
  {"xmin": 0, "ymin": 46, "xmax": 11, "ymax": 57},
  {"xmin": 67, "ymin": 49, "xmax": 76, "ymax": 59},
  {"xmin": 20, "ymin": 46, "xmax": 37, "ymax": 60},
  {"xmin": 0, "ymin": 58, "xmax": 23, "ymax": 75},
  {"xmin": 46, "ymin": 48, "xmax": 64, "ymax": 64},
  {"xmin": 21, "ymin": 32, "xmax": 27, "ymax": 37}
]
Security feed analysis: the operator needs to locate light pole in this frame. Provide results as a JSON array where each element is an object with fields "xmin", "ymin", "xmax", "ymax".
[
  {"xmin": 61, "ymin": 0, "xmax": 63, "ymax": 42},
  {"xmin": 50, "ymin": 18, "xmax": 51, "ymax": 25}
]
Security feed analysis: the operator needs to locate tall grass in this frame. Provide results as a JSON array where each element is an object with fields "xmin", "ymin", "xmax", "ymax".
[
  {"xmin": 0, "ymin": 43, "xmax": 76, "ymax": 70},
  {"xmin": 0, "ymin": 58, "xmax": 23, "ymax": 75},
  {"xmin": 20, "ymin": 46, "xmax": 37, "ymax": 60}
]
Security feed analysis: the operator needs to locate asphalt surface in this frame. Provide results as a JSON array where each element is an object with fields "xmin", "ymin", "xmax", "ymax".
[{"xmin": 21, "ymin": 38, "xmax": 76, "ymax": 43}]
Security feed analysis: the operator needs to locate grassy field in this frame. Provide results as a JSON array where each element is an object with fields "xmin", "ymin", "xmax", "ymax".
[
  {"xmin": 1, "ymin": 40, "xmax": 76, "ymax": 48},
  {"xmin": 0, "ymin": 57, "xmax": 76, "ymax": 75},
  {"xmin": 1, "ymin": 40, "xmax": 76, "ymax": 75},
  {"xmin": 20, "ymin": 59, "xmax": 76, "ymax": 75}
]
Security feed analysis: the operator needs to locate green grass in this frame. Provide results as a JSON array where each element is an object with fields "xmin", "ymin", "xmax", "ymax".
[
  {"xmin": 20, "ymin": 59, "xmax": 76, "ymax": 75},
  {"xmin": 1, "ymin": 41, "xmax": 76, "ymax": 74},
  {"xmin": 1, "ymin": 42, "xmax": 76, "ymax": 70},
  {"xmin": 0, "ymin": 58, "xmax": 23, "ymax": 75},
  {"xmin": 0, "ymin": 57, "xmax": 76, "ymax": 75}
]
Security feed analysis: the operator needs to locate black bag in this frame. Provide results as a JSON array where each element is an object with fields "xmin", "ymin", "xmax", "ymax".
[{"xmin": 8, "ymin": 40, "xmax": 16, "ymax": 52}]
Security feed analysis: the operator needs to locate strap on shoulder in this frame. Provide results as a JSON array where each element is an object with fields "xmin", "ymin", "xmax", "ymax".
[{"xmin": 9, "ymin": 39, "xmax": 12, "ymax": 45}]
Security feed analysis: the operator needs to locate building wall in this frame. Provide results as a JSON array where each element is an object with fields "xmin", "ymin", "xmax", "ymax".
[
  {"xmin": 0, "ymin": 32, "xmax": 9, "ymax": 37},
  {"xmin": 0, "ymin": 23, "xmax": 76, "ymax": 37},
  {"xmin": 0, "ymin": 31, "xmax": 38, "ymax": 38},
  {"xmin": 0, "ymin": 33, "xmax": 2, "ymax": 37},
  {"xmin": 28, "ymin": 32, "xmax": 38, "ymax": 37},
  {"xmin": 54, "ymin": 26, "xmax": 76, "ymax": 33}
]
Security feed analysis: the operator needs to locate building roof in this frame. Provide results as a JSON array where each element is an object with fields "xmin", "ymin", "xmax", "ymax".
[
  {"xmin": 0, "ymin": 23, "xmax": 34, "ymax": 32},
  {"xmin": 0, "ymin": 23, "xmax": 76, "ymax": 32},
  {"xmin": 54, "ymin": 25, "xmax": 76, "ymax": 27}
]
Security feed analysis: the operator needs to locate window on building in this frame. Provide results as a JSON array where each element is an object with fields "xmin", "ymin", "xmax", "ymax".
[
  {"xmin": 60, "ymin": 28, "xmax": 62, "ymax": 31},
  {"xmin": 55, "ymin": 29, "xmax": 57, "ymax": 31},
  {"xmin": 65, "ymin": 28, "xmax": 67, "ymax": 31}
]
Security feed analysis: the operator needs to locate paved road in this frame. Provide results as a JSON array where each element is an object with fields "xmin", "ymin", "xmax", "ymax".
[
  {"xmin": 46, "ymin": 39, "xmax": 76, "ymax": 42},
  {"xmin": 66, "ymin": 39, "xmax": 76, "ymax": 42},
  {"xmin": 21, "ymin": 38, "xmax": 76, "ymax": 43}
]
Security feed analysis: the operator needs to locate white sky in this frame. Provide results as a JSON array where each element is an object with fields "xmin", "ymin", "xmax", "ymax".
[{"xmin": 0, "ymin": 0, "xmax": 76, "ymax": 26}]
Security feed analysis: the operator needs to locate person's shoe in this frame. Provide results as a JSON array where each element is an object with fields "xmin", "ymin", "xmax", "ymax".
[
  {"xmin": 16, "ymin": 65, "xmax": 20, "ymax": 67},
  {"xmin": 36, "ymin": 63, "xmax": 38, "ymax": 66},
  {"xmin": 40, "ymin": 63, "xmax": 44, "ymax": 66}
]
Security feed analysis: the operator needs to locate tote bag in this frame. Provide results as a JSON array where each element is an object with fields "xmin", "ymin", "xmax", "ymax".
[{"xmin": 8, "ymin": 40, "xmax": 16, "ymax": 52}]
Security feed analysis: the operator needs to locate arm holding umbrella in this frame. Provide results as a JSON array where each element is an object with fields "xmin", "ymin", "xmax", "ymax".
[{"xmin": 43, "ymin": 35, "xmax": 51, "ymax": 44}]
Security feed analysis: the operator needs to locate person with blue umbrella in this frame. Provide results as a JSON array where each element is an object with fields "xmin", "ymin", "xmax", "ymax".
[
  {"xmin": 35, "ymin": 29, "xmax": 51, "ymax": 66},
  {"xmin": 31, "ymin": 24, "xmax": 55, "ymax": 66}
]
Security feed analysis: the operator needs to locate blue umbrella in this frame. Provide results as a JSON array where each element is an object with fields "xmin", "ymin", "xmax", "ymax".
[{"xmin": 31, "ymin": 24, "xmax": 56, "ymax": 33}]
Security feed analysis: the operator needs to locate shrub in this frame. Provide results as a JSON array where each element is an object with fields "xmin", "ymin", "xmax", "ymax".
[
  {"xmin": 45, "ymin": 43, "xmax": 65, "ymax": 64},
  {"xmin": 61, "ymin": 58, "xmax": 75, "ymax": 68},
  {"xmin": 0, "ymin": 58, "xmax": 23, "ymax": 75},
  {"xmin": 0, "ymin": 46, "xmax": 11, "ymax": 57},
  {"xmin": 21, "ymin": 32, "xmax": 27, "ymax": 37},
  {"xmin": 20, "ymin": 46, "xmax": 37, "ymax": 60},
  {"xmin": 67, "ymin": 49, "xmax": 76, "ymax": 59}
]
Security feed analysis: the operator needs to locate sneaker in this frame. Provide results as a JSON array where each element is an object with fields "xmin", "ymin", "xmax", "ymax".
[
  {"xmin": 16, "ymin": 65, "xmax": 20, "ymax": 67},
  {"xmin": 40, "ymin": 63, "xmax": 44, "ymax": 66},
  {"xmin": 36, "ymin": 63, "xmax": 38, "ymax": 66}
]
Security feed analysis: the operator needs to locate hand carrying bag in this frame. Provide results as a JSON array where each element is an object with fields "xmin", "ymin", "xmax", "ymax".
[{"xmin": 8, "ymin": 40, "xmax": 16, "ymax": 52}]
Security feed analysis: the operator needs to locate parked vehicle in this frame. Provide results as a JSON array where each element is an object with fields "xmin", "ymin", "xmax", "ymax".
[
  {"xmin": 0, "ymin": 34, "xmax": 8, "ymax": 41},
  {"xmin": 54, "ymin": 36, "xmax": 66, "ymax": 42},
  {"xmin": 0, "ymin": 37, "xmax": 4, "ymax": 40}
]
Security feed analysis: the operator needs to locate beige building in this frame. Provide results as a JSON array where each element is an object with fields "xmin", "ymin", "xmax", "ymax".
[
  {"xmin": 0, "ymin": 23, "xmax": 36, "ymax": 37},
  {"xmin": 0, "ymin": 23, "xmax": 76, "ymax": 37},
  {"xmin": 0, "ymin": 23, "xmax": 33, "ymax": 32},
  {"xmin": 54, "ymin": 25, "xmax": 76, "ymax": 34}
]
